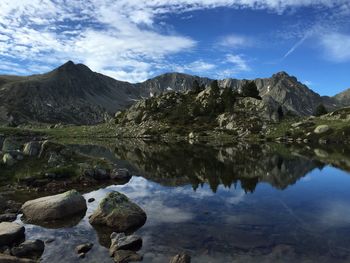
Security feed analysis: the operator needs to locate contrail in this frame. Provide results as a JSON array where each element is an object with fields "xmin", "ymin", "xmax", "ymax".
[{"xmin": 282, "ymin": 34, "xmax": 309, "ymax": 59}]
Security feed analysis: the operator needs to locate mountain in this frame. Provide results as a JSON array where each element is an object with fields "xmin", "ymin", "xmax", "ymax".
[
  {"xmin": 141, "ymin": 71, "xmax": 339, "ymax": 116},
  {"xmin": 0, "ymin": 61, "xmax": 347, "ymax": 125},
  {"xmin": 334, "ymin": 88, "xmax": 350, "ymax": 106},
  {"xmin": 0, "ymin": 61, "xmax": 139, "ymax": 125}
]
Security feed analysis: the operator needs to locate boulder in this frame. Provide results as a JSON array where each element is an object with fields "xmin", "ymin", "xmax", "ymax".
[
  {"xmin": 110, "ymin": 169, "xmax": 131, "ymax": 180},
  {"xmin": 0, "ymin": 213, "xmax": 17, "ymax": 223},
  {"xmin": 113, "ymin": 250, "xmax": 142, "ymax": 263},
  {"xmin": 314, "ymin": 125, "xmax": 330, "ymax": 134},
  {"xmin": 2, "ymin": 153, "xmax": 16, "ymax": 166},
  {"xmin": 11, "ymin": 240, "xmax": 45, "ymax": 260},
  {"xmin": 109, "ymin": 233, "xmax": 142, "ymax": 257},
  {"xmin": 169, "ymin": 253, "xmax": 191, "ymax": 263},
  {"xmin": 23, "ymin": 142, "xmax": 41, "ymax": 157},
  {"xmin": 89, "ymin": 192, "xmax": 146, "ymax": 232},
  {"xmin": 0, "ymin": 222, "xmax": 25, "ymax": 246},
  {"xmin": 2, "ymin": 138, "xmax": 22, "ymax": 152},
  {"xmin": 21, "ymin": 190, "xmax": 87, "ymax": 224},
  {"xmin": 0, "ymin": 253, "xmax": 36, "ymax": 262}
]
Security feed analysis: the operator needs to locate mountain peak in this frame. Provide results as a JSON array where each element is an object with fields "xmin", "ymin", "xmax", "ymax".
[
  {"xmin": 272, "ymin": 71, "xmax": 290, "ymax": 78},
  {"xmin": 54, "ymin": 61, "xmax": 92, "ymax": 75}
]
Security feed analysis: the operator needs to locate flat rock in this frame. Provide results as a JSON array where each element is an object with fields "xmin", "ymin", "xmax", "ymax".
[
  {"xmin": 169, "ymin": 253, "xmax": 191, "ymax": 263},
  {"xmin": 113, "ymin": 250, "xmax": 143, "ymax": 263},
  {"xmin": 21, "ymin": 190, "xmax": 87, "ymax": 224},
  {"xmin": 109, "ymin": 233, "xmax": 142, "ymax": 257},
  {"xmin": 11, "ymin": 239, "xmax": 45, "ymax": 260},
  {"xmin": 110, "ymin": 168, "xmax": 131, "ymax": 180},
  {"xmin": 0, "ymin": 222, "xmax": 25, "ymax": 247},
  {"xmin": 89, "ymin": 191, "xmax": 146, "ymax": 232}
]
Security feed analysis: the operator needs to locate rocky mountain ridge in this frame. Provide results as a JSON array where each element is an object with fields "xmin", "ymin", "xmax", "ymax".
[{"xmin": 0, "ymin": 61, "xmax": 347, "ymax": 125}]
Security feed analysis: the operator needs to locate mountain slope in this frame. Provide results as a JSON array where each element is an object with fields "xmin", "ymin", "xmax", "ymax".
[
  {"xmin": 0, "ymin": 61, "xmax": 346, "ymax": 125},
  {"xmin": 333, "ymin": 88, "xmax": 350, "ymax": 106},
  {"xmin": 0, "ymin": 61, "xmax": 140, "ymax": 125}
]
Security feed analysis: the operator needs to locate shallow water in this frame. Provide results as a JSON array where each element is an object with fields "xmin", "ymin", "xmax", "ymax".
[{"xmin": 10, "ymin": 142, "xmax": 350, "ymax": 262}]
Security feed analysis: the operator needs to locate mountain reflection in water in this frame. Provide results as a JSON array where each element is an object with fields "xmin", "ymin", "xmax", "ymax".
[{"xmin": 23, "ymin": 140, "xmax": 348, "ymax": 263}]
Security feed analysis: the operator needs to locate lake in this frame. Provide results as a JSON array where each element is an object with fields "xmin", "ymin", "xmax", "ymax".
[{"xmin": 7, "ymin": 140, "xmax": 350, "ymax": 262}]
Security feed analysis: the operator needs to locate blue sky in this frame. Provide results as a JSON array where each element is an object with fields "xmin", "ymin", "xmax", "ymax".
[{"xmin": 0, "ymin": 1, "xmax": 349, "ymax": 96}]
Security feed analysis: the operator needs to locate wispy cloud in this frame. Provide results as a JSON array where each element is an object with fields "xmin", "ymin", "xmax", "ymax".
[
  {"xmin": 218, "ymin": 34, "xmax": 252, "ymax": 49},
  {"xmin": 320, "ymin": 32, "xmax": 350, "ymax": 62},
  {"xmin": 0, "ymin": 0, "xmax": 349, "ymax": 81}
]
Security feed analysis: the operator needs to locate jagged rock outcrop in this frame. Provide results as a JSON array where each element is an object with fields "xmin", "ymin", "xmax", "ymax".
[{"xmin": 0, "ymin": 61, "xmax": 347, "ymax": 125}]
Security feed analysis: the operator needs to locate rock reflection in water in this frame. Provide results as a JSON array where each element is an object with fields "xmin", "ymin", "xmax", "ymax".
[{"xmin": 111, "ymin": 140, "xmax": 323, "ymax": 192}]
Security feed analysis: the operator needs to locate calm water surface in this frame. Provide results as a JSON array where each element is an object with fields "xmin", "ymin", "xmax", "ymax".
[{"xmin": 12, "ymin": 142, "xmax": 350, "ymax": 262}]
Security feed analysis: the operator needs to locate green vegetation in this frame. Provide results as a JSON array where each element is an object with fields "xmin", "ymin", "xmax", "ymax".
[
  {"xmin": 314, "ymin": 103, "xmax": 328, "ymax": 116},
  {"xmin": 241, "ymin": 81, "xmax": 261, "ymax": 100}
]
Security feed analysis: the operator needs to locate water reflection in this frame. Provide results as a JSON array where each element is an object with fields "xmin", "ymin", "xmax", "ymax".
[{"xmin": 12, "ymin": 141, "xmax": 350, "ymax": 262}]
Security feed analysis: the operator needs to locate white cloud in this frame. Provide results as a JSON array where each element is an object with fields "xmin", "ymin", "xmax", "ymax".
[
  {"xmin": 218, "ymin": 34, "xmax": 252, "ymax": 49},
  {"xmin": 0, "ymin": 0, "xmax": 348, "ymax": 81},
  {"xmin": 174, "ymin": 60, "xmax": 217, "ymax": 74},
  {"xmin": 225, "ymin": 54, "xmax": 250, "ymax": 72},
  {"xmin": 320, "ymin": 32, "xmax": 350, "ymax": 62}
]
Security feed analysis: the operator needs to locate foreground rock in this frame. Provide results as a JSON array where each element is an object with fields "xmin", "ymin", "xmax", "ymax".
[
  {"xmin": 21, "ymin": 190, "xmax": 87, "ymax": 224},
  {"xmin": 0, "ymin": 253, "xmax": 36, "ymax": 262},
  {"xmin": 109, "ymin": 233, "xmax": 142, "ymax": 257},
  {"xmin": 169, "ymin": 253, "xmax": 191, "ymax": 263},
  {"xmin": 0, "ymin": 222, "xmax": 25, "ymax": 246},
  {"xmin": 11, "ymin": 240, "xmax": 45, "ymax": 260},
  {"xmin": 89, "ymin": 192, "xmax": 146, "ymax": 232},
  {"xmin": 113, "ymin": 250, "xmax": 143, "ymax": 263}
]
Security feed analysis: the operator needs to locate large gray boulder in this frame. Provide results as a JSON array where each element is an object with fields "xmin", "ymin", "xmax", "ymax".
[
  {"xmin": 314, "ymin": 125, "xmax": 330, "ymax": 134},
  {"xmin": 0, "ymin": 222, "xmax": 25, "ymax": 246},
  {"xmin": 21, "ymin": 190, "xmax": 87, "ymax": 224},
  {"xmin": 89, "ymin": 192, "xmax": 146, "ymax": 232}
]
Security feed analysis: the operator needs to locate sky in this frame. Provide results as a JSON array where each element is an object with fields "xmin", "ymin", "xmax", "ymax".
[{"xmin": 0, "ymin": 1, "xmax": 350, "ymax": 96}]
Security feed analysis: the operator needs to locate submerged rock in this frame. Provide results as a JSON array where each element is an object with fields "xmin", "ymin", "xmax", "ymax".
[
  {"xmin": 169, "ymin": 253, "xmax": 191, "ymax": 263},
  {"xmin": 0, "ymin": 222, "xmax": 25, "ymax": 247},
  {"xmin": 89, "ymin": 191, "xmax": 146, "ymax": 232},
  {"xmin": 113, "ymin": 250, "xmax": 143, "ymax": 263},
  {"xmin": 75, "ymin": 242, "xmax": 93, "ymax": 255},
  {"xmin": 0, "ymin": 253, "xmax": 36, "ymax": 262},
  {"xmin": 11, "ymin": 239, "xmax": 45, "ymax": 260},
  {"xmin": 109, "ymin": 233, "xmax": 142, "ymax": 257},
  {"xmin": 21, "ymin": 190, "xmax": 87, "ymax": 224}
]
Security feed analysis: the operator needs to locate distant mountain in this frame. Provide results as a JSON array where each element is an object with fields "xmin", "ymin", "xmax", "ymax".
[
  {"xmin": 334, "ymin": 88, "xmax": 350, "ymax": 106},
  {"xmin": 140, "ymin": 71, "xmax": 340, "ymax": 116},
  {"xmin": 0, "ymin": 61, "xmax": 139, "ymax": 125},
  {"xmin": 0, "ymin": 61, "xmax": 347, "ymax": 125}
]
